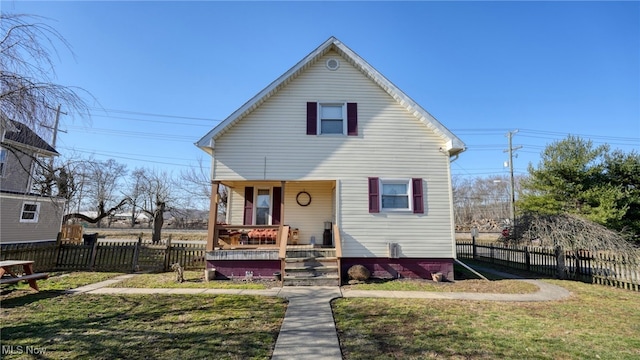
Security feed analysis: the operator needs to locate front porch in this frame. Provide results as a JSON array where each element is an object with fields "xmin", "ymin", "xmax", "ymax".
[{"xmin": 206, "ymin": 223, "xmax": 343, "ymax": 286}]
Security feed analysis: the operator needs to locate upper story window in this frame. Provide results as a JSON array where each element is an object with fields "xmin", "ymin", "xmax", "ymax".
[
  {"xmin": 0, "ymin": 148, "xmax": 6, "ymax": 177},
  {"xmin": 307, "ymin": 102, "xmax": 358, "ymax": 136},
  {"xmin": 20, "ymin": 202, "xmax": 40, "ymax": 223},
  {"xmin": 320, "ymin": 103, "xmax": 345, "ymax": 134}
]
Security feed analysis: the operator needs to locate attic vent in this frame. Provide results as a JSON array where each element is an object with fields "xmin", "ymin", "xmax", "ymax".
[{"xmin": 326, "ymin": 58, "xmax": 340, "ymax": 71}]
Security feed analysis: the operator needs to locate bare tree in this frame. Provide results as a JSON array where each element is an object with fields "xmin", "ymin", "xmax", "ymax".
[
  {"xmin": 63, "ymin": 159, "xmax": 129, "ymax": 225},
  {"xmin": 1, "ymin": 13, "xmax": 91, "ymax": 137},
  {"xmin": 517, "ymin": 213, "xmax": 639, "ymax": 264},
  {"xmin": 1, "ymin": 13, "xmax": 94, "ymax": 210},
  {"xmin": 178, "ymin": 158, "xmax": 227, "ymax": 222},
  {"xmin": 136, "ymin": 168, "xmax": 175, "ymax": 243},
  {"xmin": 452, "ymin": 174, "xmax": 524, "ymax": 231},
  {"xmin": 125, "ymin": 168, "xmax": 146, "ymax": 228}
]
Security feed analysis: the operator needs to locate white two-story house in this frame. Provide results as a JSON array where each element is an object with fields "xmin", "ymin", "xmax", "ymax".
[{"xmin": 196, "ymin": 37, "xmax": 465, "ymax": 284}]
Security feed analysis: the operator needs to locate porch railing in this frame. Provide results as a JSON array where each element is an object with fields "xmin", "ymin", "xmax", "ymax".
[
  {"xmin": 215, "ymin": 225, "xmax": 287, "ymax": 250},
  {"xmin": 278, "ymin": 226, "xmax": 290, "ymax": 259},
  {"xmin": 334, "ymin": 223, "xmax": 342, "ymax": 285}
]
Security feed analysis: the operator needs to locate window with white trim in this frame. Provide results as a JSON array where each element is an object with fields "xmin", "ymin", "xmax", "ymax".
[
  {"xmin": 368, "ymin": 177, "xmax": 424, "ymax": 214},
  {"xmin": 20, "ymin": 202, "xmax": 40, "ymax": 223},
  {"xmin": 319, "ymin": 103, "xmax": 346, "ymax": 135},
  {"xmin": 380, "ymin": 179, "xmax": 413, "ymax": 211},
  {"xmin": 0, "ymin": 148, "xmax": 6, "ymax": 177},
  {"xmin": 255, "ymin": 189, "xmax": 271, "ymax": 225}
]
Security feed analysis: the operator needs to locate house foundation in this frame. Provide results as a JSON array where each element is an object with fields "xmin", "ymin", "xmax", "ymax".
[{"xmin": 341, "ymin": 258, "xmax": 454, "ymax": 281}]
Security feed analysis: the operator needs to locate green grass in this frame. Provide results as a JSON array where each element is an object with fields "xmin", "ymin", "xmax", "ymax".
[
  {"xmin": 1, "ymin": 294, "xmax": 286, "ymax": 359},
  {"xmin": 1, "ymin": 271, "xmax": 125, "ymax": 302},
  {"xmin": 112, "ymin": 271, "xmax": 273, "ymax": 289},
  {"xmin": 345, "ymin": 278, "xmax": 538, "ymax": 294},
  {"xmin": 333, "ymin": 280, "xmax": 640, "ymax": 359}
]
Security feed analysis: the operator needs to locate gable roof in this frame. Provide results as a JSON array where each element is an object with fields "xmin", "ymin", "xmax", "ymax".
[
  {"xmin": 196, "ymin": 36, "xmax": 465, "ymax": 156},
  {"xmin": 1, "ymin": 115, "xmax": 58, "ymax": 156}
]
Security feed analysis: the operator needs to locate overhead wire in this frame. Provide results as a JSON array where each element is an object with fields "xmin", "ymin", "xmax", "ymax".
[{"xmin": 59, "ymin": 106, "xmax": 638, "ymax": 175}]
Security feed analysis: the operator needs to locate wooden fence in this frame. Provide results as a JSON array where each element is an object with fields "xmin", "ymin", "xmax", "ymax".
[
  {"xmin": 1, "ymin": 237, "xmax": 206, "ymax": 273},
  {"xmin": 457, "ymin": 240, "xmax": 640, "ymax": 291}
]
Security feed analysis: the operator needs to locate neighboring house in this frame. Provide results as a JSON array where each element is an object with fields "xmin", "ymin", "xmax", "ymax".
[
  {"xmin": 0, "ymin": 115, "xmax": 65, "ymax": 244},
  {"xmin": 196, "ymin": 37, "xmax": 465, "ymax": 284}
]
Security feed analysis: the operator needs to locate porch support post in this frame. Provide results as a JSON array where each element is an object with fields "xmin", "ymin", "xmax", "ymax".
[
  {"xmin": 279, "ymin": 181, "xmax": 285, "ymax": 244},
  {"xmin": 207, "ymin": 181, "xmax": 221, "ymax": 251}
]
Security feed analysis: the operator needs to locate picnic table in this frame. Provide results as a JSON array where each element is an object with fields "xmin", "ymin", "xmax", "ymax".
[{"xmin": 0, "ymin": 260, "xmax": 48, "ymax": 291}]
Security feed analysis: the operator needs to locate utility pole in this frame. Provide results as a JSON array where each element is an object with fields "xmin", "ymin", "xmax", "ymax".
[
  {"xmin": 41, "ymin": 104, "xmax": 67, "ymax": 195},
  {"xmin": 50, "ymin": 104, "xmax": 67, "ymax": 149},
  {"xmin": 504, "ymin": 130, "xmax": 522, "ymax": 239}
]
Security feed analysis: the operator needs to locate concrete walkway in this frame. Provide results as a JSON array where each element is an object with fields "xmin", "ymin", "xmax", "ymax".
[
  {"xmin": 271, "ymin": 287, "xmax": 343, "ymax": 360},
  {"xmin": 66, "ymin": 272, "xmax": 570, "ymax": 360}
]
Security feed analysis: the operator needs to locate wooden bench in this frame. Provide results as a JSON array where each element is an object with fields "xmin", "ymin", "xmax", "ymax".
[
  {"xmin": 1, "ymin": 273, "xmax": 49, "ymax": 285},
  {"xmin": 0, "ymin": 260, "xmax": 48, "ymax": 291}
]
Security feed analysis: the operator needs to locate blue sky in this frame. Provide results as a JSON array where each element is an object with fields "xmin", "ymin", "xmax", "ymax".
[{"xmin": 3, "ymin": 1, "xmax": 639, "ymax": 180}]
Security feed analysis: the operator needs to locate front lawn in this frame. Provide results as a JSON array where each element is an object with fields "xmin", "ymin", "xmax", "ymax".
[
  {"xmin": 112, "ymin": 270, "xmax": 276, "ymax": 289},
  {"xmin": 344, "ymin": 278, "xmax": 538, "ymax": 294},
  {"xmin": 334, "ymin": 280, "xmax": 640, "ymax": 359},
  {"xmin": 0, "ymin": 271, "xmax": 124, "ymax": 303},
  {"xmin": 1, "ymin": 293, "xmax": 286, "ymax": 359}
]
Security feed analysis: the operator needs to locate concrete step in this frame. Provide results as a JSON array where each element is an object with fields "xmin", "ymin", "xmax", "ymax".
[
  {"xmin": 284, "ymin": 264, "xmax": 338, "ymax": 271},
  {"xmin": 285, "ymin": 249, "xmax": 336, "ymax": 259},
  {"xmin": 282, "ymin": 252, "xmax": 339, "ymax": 286},
  {"xmin": 284, "ymin": 256, "xmax": 338, "ymax": 262},
  {"xmin": 283, "ymin": 274, "xmax": 340, "ymax": 286}
]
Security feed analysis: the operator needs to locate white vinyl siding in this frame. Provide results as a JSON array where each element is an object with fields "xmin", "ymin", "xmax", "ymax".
[
  {"xmin": 213, "ymin": 50, "xmax": 455, "ymax": 258},
  {"xmin": 0, "ymin": 194, "xmax": 65, "ymax": 244}
]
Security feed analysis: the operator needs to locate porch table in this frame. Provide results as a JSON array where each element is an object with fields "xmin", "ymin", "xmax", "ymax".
[{"xmin": 0, "ymin": 260, "xmax": 48, "ymax": 291}]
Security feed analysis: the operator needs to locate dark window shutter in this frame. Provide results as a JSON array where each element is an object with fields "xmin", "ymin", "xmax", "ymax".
[
  {"xmin": 412, "ymin": 178, "xmax": 424, "ymax": 214},
  {"xmin": 347, "ymin": 102, "xmax": 358, "ymax": 136},
  {"xmin": 272, "ymin": 187, "xmax": 282, "ymax": 225},
  {"xmin": 368, "ymin": 177, "xmax": 380, "ymax": 213},
  {"xmin": 306, "ymin": 102, "xmax": 317, "ymax": 135},
  {"xmin": 243, "ymin": 187, "xmax": 254, "ymax": 225}
]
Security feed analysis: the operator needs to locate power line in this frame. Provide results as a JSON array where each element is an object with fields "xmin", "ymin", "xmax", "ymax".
[
  {"xmin": 57, "ymin": 146, "xmax": 200, "ymax": 162},
  {"xmin": 519, "ymin": 128, "xmax": 639, "ymax": 142},
  {"xmin": 60, "ymin": 148, "xmax": 207, "ymax": 169},
  {"xmin": 64, "ymin": 125, "xmax": 195, "ymax": 142},
  {"xmin": 86, "ymin": 107, "xmax": 222, "ymax": 122},
  {"xmin": 87, "ymin": 114, "xmax": 215, "ymax": 127}
]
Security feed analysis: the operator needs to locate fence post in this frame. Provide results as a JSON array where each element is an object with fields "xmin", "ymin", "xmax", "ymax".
[
  {"xmin": 132, "ymin": 236, "xmax": 142, "ymax": 272},
  {"xmin": 163, "ymin": 235, "xmax": 172, "ymax": 272},
  {"xmin": 472, "ymin": 237, "xmax": 477, "ymax": 260},
  {"xmin": 525, "ymin": 246, "xmax": 531, "ymax": 272},
  {"xmin": 89, "ymin": 238, "xmax": 99, "ymax": 271},
  {"xmin": 555, "ymin": 246, "xmax": 566, "ymax": 279},
  {"xmin": 490, "ymin": 244, "xmax": 494, "ymax": 264},
  {"xmin": 55, "ymin": 232, "xmax": 63, "ymax": 269},
  {"xmin": 470, "ymin": 227, "xmax": 478, "ymax": 260}
]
